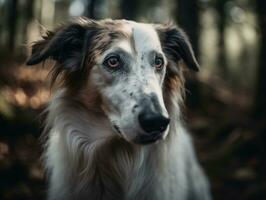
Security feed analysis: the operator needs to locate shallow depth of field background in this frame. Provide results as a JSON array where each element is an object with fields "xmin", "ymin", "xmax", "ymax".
[{"xmin": 0, "ymin": 0, "xmax": 265, "ymax": 200}]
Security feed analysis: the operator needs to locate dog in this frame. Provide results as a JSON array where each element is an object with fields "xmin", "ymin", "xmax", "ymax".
[{"xmin": 27, "ymin": 18, "xmax": 212, "ymax": 200}]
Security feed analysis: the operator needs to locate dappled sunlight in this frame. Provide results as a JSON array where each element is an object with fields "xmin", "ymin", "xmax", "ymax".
[{"xmin": 0, "ymin": 64, "xmax": 50, "ymax": 110}]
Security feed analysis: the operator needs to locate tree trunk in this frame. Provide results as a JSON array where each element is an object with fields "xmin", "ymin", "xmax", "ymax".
[
  {"xmin": 255, "ymin": 0, "xmax": 266, "ymax": 117},
  {"xmin": 21, "ymin": 0, "xmax": 34, "ymax": 49},
  {"xmin": 86, "ymin": 0, "xmax": 97, "ymax": 19},
  {"xmin": 177, "ymin": 0, "xmax": 200, "ymax": 109},
  {"xmin": 215, "ymin": 0, "xmax": 228, "ymax": 77},
  {"xmin": 7, "ymin": 0, "xmax": 18, "ymax": 53},
  {"xmin": 177, "ymin": 0, "xmax": 199, "ymax": 57},
  {"xmin": 120, "ymin": 0, "xmax": 139, "ymax": 20}
]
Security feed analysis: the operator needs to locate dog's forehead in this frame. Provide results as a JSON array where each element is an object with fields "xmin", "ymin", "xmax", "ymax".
[
  {"xmin": 97, "ymin": 20, "xmax": 163, "ymax": 60},
  {"xmin": 118, "ymin": 21, "xmax": 162, "ymax": 53},
  {"xmin": 131, "ymin": 22, "xmax": 161, "ymax": 52}
]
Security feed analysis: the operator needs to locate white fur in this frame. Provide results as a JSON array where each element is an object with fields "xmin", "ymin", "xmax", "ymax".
[
  {"xmin": 43, "ymin": 90, "xmax": 211, "ymax": 200},
  {"xmin": 92, "ymin": 23, "xmax": 169, "ymax": 142},
  {"xmin": 42, "ymin": 21, "xmax": 212, "ymax": 200}
]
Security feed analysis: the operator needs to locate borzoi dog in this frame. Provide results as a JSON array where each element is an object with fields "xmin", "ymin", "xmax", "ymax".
[{"xmin": 27, "ymin": 18, "xmax": 211, "ymax": 200}]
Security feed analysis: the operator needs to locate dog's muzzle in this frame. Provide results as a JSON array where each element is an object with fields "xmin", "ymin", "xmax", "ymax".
[{"xmin": 135, "ymin": 106, "xmax": 170, "ymax": 144}]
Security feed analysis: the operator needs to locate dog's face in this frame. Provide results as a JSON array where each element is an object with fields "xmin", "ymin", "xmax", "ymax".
[
  {"xmin": 27, "ymin": 18, "xmax": 199, "ymax": 144},
  {"xmin": 92, "ymin": 22, "xmax": 170, "ymax": 144}
]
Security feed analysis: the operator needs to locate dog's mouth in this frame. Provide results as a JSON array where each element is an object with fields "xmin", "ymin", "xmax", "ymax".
[
  {"xmin": 112, "ymin": 123, "xmax": 123, "ymax": 136},
  {"xmin": 134, "ymin": 131, "xmax": 164, "ymax": 145},
  {"xmin": 111, "ymin": 119, "xmax": 168, "ymax": 145}
]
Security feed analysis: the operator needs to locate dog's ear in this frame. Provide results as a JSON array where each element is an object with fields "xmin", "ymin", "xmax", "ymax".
[
  {"xmin": 156, "ymin": 24, "xmax": 199, "ymax": 71},
  {"xmin": 27, "ymin": 19, "xmax": 98, "ymax": 70}
]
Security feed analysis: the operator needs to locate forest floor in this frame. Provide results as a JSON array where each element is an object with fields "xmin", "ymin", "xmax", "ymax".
[{"xmin": 0, "ymin": 56, "xmax": 265, "ymax": 200}]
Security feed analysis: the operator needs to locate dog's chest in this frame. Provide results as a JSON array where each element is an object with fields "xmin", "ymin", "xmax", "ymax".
[{"xmin": 94, "ymin": 140, "xmax": 188, "ymax": 200}]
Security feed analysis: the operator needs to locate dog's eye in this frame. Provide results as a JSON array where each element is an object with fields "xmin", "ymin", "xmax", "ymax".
[
  {"xmin": 104, "ymin": 56, "xmax": 120, "ymax": 69},
  {"xmin": 154, "ymin": 57, "xmax": 164, "ymax": 70}
]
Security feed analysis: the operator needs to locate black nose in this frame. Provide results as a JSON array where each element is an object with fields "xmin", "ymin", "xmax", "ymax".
[{"xmin": 138, "ymin": 110, "xmax": 170, "ymax": 133}]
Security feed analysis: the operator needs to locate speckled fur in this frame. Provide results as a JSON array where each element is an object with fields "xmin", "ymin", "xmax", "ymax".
[{"xmin": 27, "ymin": 18, "xmax": 211, "ymax": 200}]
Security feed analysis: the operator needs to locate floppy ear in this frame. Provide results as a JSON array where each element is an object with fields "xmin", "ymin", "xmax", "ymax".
[
  {"xmin": 156, "ymin": 24, "xmax": 199, "ymax": 71},
  {"xmin": 27, "ymin": 20, "xmax": 98, "ymax": 71}
]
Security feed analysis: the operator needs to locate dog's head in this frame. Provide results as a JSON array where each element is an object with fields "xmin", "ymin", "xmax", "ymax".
[{"xmin": 27, "ymin": 18, "xmax": 199, "ymax": 144}]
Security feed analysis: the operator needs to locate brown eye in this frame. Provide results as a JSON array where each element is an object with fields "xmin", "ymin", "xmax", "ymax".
[
  {"xmin": 154, "ymin": 57, "xmax": 164, "ymax": 70},
  {"xmin": 105, "ymin": 56, "xmax": 120, "ymax": 68}
]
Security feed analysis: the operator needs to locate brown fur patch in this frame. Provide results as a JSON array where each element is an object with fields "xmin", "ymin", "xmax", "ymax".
[
  {"xmin": 27, "ymin": 18, "xmax": 130, "ymax": 93},
  {"xmin": 155, "ymin": 23, "xmax": 200, "ymax": 110}
]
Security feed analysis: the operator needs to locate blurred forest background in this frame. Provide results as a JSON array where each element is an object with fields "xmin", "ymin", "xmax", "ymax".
[{"xmin": 0, "ymin": 0, "xmax": 265, "ymax": 199}]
